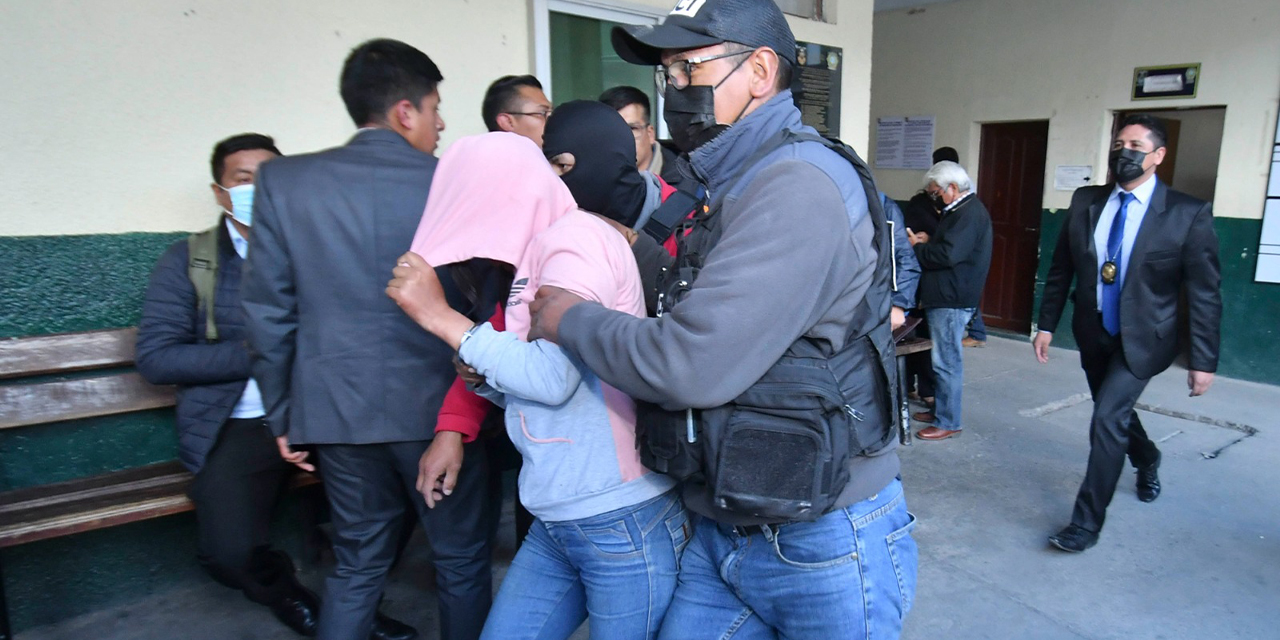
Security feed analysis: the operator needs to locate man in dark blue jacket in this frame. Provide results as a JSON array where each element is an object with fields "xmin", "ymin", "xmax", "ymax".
[{"xmin": 136, "ymin": 134, "xmax": 335, "ymax": 636}]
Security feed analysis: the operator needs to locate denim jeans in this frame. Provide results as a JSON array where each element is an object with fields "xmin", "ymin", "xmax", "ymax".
[
  {"xmin": 480, "ymin": 490, "xmax": 690, "ymax": 640},
  {"xmin": 967, "ymin": 310, "xmax": 987, "ymax": 341},
  {"xmin": 658, "ymin": 479, "xmax": 917, "ymax": 640},
  {"xmin": 925, "ymin": 307, "xmax": 976, "ymax": 430}
]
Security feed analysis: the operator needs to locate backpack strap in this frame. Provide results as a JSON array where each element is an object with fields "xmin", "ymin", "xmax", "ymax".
[
  {"xmin": 641, "ymin": 184, "xmax": 705, "ymax": 244},
  {"xmin": 186, "ymin": 226, "xmax": 221, "ymax": 343}
]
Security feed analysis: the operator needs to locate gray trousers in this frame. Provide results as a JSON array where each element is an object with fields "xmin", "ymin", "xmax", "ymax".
[{"xmin": 316, "ymin": 440, "xmax": 492, "ymax": 640}]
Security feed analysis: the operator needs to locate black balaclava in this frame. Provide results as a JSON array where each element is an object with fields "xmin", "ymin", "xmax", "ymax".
[{"xmin": 543, "ymin": 100, "xmax": 648, "ymax": 227}]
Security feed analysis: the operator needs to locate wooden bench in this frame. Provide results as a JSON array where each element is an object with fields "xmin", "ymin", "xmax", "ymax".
[{"xmin": 0, "ymin": 328, "xmax": 319, "ymax": 640}]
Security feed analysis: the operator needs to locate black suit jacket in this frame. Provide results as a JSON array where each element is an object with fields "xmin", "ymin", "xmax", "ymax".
[
  {"xmin": 1037, "ymin": 180, "xmax": 1222, "ymax": 379},
  {"xmin": 242, "ymin": 129, "xmax": 467, "ymax": 445}
]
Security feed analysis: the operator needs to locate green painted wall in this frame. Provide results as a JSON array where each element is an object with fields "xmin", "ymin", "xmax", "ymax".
[
  {"xmin": 1031, "ymin": 212, "xmax": 1280, "ymax": 385},
  {"xmin": 0, "ymin": 231, "xmax": 304, "ymax": 632}
]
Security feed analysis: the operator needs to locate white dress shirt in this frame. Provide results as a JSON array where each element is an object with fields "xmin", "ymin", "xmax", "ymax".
[
  {"xmin": 1093, "ymin": 176, "xmax": 1157, "ymax": 309},
  {"xmin": 224, "ymin": 219, "xmax": 266, "ymax": 419}
]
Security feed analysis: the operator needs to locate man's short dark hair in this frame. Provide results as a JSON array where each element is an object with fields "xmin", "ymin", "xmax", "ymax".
[
  {"xmin": 599, "ymin": 86, "xmax": 651, "ymax": 122},
  {"xmin": 339, "ymin": 39, "xmax": 443, "ymax": 127},
  {"xmin": 933, "ymin": 147, "xmax": 960, "ymax": 164},
  {"xmin": 482, "ymin": 75, "xmax": 543, "ymax": 132},
  {"xmin": 1119, "ymin": 114, "xmax": 1168, "ymax": 149},
  {"xmin": 210, "ymin": 133, "xmax": 281, "ymax": 183}
]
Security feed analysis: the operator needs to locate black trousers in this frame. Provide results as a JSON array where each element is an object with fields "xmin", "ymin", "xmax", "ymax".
[
  {"xmin": 315, "ymin": 440, "xmax": 492, "ymax": 640},
  {"xmin": 189, "ymin": 417, "xmax": 299, "ymax": 606},
  {"xmin": 1071, "ymin": 322, "xmax": 1161, "ymax": 533},
  {"xmin": 907, "ymin": 316, "xmax": 936, "ymax": 398}
]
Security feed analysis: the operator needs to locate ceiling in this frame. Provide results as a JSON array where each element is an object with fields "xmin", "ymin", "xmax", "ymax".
[{"xmin": 873, "ymin": 0, "xmax": 964, "ymax": 13}]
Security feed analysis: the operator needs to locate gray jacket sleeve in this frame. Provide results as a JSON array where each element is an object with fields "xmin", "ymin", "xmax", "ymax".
[
  {"xmin": 557, "ymin": 160, "xmax": 858, "ymax": 410},
  {"xmin": 240, "ymin": 164, "xmax": 296, "ymax": 437},
  {"xmin": 882, "ymin": 196, "xmax": 920, "ymax": 309}
]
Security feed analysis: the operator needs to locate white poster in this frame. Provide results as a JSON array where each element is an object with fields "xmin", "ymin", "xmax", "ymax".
[
  {"xmin": 875, "ymin": 116, "xmax": 935, "ymax": 170},
  {"xmin": 875, "ymin": 117, "xmax": 905, "ymax": 169},
  {"xmin": 1054, "ymin": 165, "xmax": 1094, "ymax": 191},
  {"xmin": 902, "ymin": 117, "xmax": 936, "ymax": 169},
  {"xmin": 1257, "ymin": 109, "xmax": 1280, "ymax": 283}
]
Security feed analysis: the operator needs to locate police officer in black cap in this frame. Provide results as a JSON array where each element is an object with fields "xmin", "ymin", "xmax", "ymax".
[{"xmin": 529, "ymin": 0, "xmax": 918, "ymax": 637}]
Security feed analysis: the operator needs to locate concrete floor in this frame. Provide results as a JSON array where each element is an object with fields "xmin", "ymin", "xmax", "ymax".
[{"xmin": 18, "ymin": 336, "xmax": 1280, "ymax": 639}]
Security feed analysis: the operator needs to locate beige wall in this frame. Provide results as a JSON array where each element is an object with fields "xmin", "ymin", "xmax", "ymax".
[
  {"xmin": 1163, "ymin": 107, "xmax": 1227, "ymax": 203},
  {"xmin": 869, "ymin": 0, "xmax": 1280, "ymax": 219},
  {"xmin": 0, "ymin": 0, "xmax": 873, "ymax": 236}
]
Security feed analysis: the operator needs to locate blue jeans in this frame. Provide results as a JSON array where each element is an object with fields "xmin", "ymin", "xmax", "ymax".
[
  {"xmin": 967, "ymin": 310, "xmax": 987, "ymax": 341},
  {"xmin": 480, "ymin": 490, "xmax": 690, "ymax": 640},
  {"xmin": 925, "ymin": 307, "xmax": 976, "ymax": 430},
  {"xmin": 658, "ymin": 479, "xmax": 917, "ymax": 639}
]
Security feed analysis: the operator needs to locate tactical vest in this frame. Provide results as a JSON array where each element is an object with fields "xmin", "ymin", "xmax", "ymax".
[{"xmin": 636, "ymin": 129, "xmax": 899, "ymax": 522}]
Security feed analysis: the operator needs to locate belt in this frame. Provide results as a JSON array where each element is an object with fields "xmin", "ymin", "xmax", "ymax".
[{"xmin": 720, "ymin": 522, "xmax": 782, "ymax": 539}]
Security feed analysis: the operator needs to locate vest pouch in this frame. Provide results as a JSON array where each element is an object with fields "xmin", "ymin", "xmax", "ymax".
[
  {"xmin": 828, "ymin": 334, "xmax": 896, "ymax": 456},
  {"xmin": 710, "ymin": 379, "xmax": 851, "ymax": 521},
  {"xmin": 636, "ymin": 401, "xmax": 704, "ymax": 481}
]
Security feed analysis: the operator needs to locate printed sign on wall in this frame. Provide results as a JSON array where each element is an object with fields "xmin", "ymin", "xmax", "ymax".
[{"xmin": 1132, "ymin": 63, "xmax": 1201, "ymax": 101}]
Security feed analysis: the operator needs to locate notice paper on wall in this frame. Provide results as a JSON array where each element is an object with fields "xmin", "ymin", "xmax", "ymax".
[
  {"xmin": 1054, "ymin": 165, "xmax": 1093, "ymax": 191},
  {"xmin": 876, "ymin": 116, "xmax": 935, "ymax": 170}
]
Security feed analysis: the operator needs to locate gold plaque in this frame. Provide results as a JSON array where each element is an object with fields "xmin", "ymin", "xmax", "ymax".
[{"xmin": 1101, "ymin": 261, "xmax": 1118, "ymax": 284}]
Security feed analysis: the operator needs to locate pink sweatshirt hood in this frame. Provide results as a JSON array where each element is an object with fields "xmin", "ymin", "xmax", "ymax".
[
  {"xmin": 409, "ymin": 132, "xmax": 643, "ymax": 341},
  {"xmin": 410, "ymin": 132, "xmax": 579, "ymax": 271}
]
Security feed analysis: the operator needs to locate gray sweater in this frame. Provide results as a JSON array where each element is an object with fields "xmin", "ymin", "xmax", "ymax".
[{"xmin": 557, "ymin": 93, "xmax": 900, "ymax": 524}]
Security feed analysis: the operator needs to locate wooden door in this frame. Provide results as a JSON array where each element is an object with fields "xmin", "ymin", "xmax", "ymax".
[{"xmin": 977, "ymin": 121, "xmax": 1049, "ymax": 333}]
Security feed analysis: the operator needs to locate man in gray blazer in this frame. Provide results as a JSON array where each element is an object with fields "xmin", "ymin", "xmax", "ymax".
[{"xmin": 242, "ymin": 39, "xmax": 491, "ymax": 640}]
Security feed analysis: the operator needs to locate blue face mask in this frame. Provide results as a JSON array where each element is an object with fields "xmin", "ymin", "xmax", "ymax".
[{"xmin": 218, "ymin": 183, "xmax": 255, "ymax": 227}]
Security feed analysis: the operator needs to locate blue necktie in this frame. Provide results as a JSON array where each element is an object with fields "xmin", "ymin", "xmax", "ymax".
[{"xmin": 1101, "ymin": 191, "xmax": 1134, "ymax": 336}]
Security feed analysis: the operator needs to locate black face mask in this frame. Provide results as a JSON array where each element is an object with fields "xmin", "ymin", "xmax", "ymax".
[
  {"xmin": 542, "ymin": 100, "xmax": 648, "ymax": 226},
  {"xmin": 1109, "ymin": 148, "xmax": 1149, "ymax": 184},
  {"xmin": 930, "ymin": 193, "xmax": 946, "ymax": 212},
  {"xmin": 662, "ymin": 55, "xmax": 752, "ymax": 154},
  {"xmin": 664, "ymin": 85, "xmax": 728, "ymax": 154}
]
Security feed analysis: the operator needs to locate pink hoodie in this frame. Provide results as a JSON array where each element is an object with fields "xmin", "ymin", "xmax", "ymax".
[
  {"xmin": 410, "ymin": 132, "xmax": 644, "ymax": 338},
  {"xmin": 408, "ymin": 133, "xmax": 666, "ymax": 522}
]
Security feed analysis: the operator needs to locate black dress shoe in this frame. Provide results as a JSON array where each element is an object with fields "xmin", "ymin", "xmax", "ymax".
[
  {"xmin": 1048, "ymin": 524, "xmax": 1098, "ymax": 553},
  {"xmin": 1136, "ymin": 450, "xmax": 1162, "ymax": 503},
  {"xmin": 269, "ymin": 585, "xmax": 320, "ymax": 637},
  {"xmin": 370, "ymin": 612, "xmax": 419, "ymax": 640}
]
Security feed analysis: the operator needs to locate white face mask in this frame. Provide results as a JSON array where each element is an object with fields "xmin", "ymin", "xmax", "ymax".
[{"xmin": 217, "ymin": 183, "xmax": 255, "ymax": 226}]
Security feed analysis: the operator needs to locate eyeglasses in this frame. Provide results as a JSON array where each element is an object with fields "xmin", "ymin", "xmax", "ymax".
[
  {"xmin": 625, "ymin": 122, "xmax": 650, "ymax": 137},
  {"xmin": 654, "ymin": 50, "xmax": 752, "ymax": 90},
  {"xmin": 505, "ymin": 108, "xmax": 553, "ymax": 120}
]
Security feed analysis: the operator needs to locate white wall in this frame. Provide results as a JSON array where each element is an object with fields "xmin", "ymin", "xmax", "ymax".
[
  {"xmin": 869, "ymin": 0, "xmax": 1280, "ymax": 219},
  {"xmin": 0, "ymin": 0, "xmax": 873, "ymax": 236},
  {"xmin": 0, "ymin": 0, "xmax": 531, "ymax": 236}
]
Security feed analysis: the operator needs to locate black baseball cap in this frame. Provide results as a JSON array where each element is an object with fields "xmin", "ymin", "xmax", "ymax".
[{"xmin": 612, "ymin": 0, "xmax": 798, "ymax": 67}]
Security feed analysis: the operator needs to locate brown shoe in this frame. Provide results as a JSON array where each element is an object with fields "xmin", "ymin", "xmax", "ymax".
[
  {"xmin": 911, "ymin": 411, "xmax": 936, "ymax": 423},
  {"xmin": 962, "ymin": 337, "xmax": 986, "ymax": 348},
  {"xmin": 916, "ymin": 426, "xmax": 962, "ymax": 441}
]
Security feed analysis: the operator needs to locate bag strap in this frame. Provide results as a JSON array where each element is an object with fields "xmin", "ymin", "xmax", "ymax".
[
  {"xmin": 641, "ymin": 184, "xmax": 705, "ymax": 243},
  {"xmin": 186, "ymin": 225, "xmax": 221, "ymax": 343}
]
